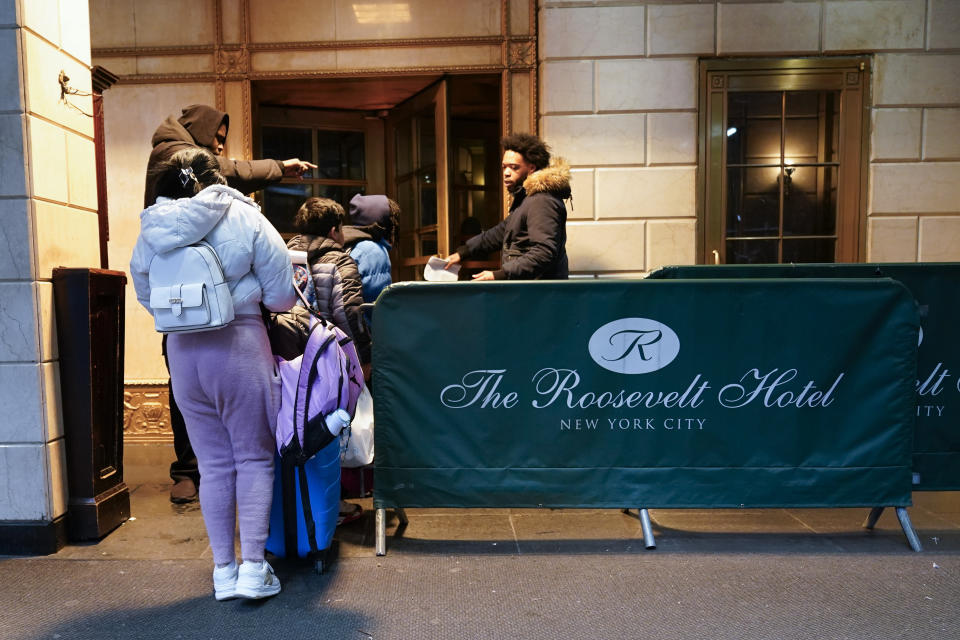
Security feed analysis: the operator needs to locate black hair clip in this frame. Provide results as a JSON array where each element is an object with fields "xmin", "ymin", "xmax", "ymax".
[{"xmin": 179, "ymin": 167, "xmax": 197, "ymax": 187}]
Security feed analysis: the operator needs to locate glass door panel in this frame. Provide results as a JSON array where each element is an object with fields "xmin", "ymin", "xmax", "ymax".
[
  {"xmin": 701, "ymin": 58, "xmax": 867, "ymax": 264},
  {"xmin": 258, "ymin": 114, "xmax": 371, "ymax": 235},
  {"xmin": 386, "ymin": 80, "xmax": 449, "ymax": 282},
  {"xmin": 722, "ymin": 87, "xmax": 842, "ymax": 263}
]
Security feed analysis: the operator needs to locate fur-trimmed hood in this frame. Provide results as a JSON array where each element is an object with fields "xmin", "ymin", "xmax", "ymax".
[{"xmin": 521, "ymin": 158, "xmax": 571, "ymax": 199}]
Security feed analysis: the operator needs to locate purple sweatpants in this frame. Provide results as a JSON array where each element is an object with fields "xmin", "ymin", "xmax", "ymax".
[{"xmin": 167, "ymin": 315, "xmax": 277, "ymax": 565}]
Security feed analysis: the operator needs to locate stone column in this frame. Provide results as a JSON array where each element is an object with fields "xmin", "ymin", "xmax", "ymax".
[{"xmin": 0, "ymin": 0, "xmax": 98, "ymax": 554}]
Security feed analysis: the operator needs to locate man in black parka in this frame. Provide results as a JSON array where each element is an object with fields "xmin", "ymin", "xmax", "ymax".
[
  {"xmin": 144, "ymin": 104, "xmax": 315, "ymax": 503},
  {"xmin": 445, "ymin": 133, "xmax": 570, "ymax": 280}
]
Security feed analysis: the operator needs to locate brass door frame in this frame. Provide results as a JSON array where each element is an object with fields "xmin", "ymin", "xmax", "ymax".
[
  {"xmin": 386, "ymin": 79, "xmax": 451, "ymax": 277},
  {"xmin": 698, "ymin": 57, "xmax": 871, "ymax": 264}
]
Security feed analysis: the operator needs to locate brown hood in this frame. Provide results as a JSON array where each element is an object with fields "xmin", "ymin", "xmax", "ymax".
[
  {"xmin": 152, "ymin": 104, "xmax": 228, "ymax": 150},
  {"xmin": 509, "ymin": 158, "xmax": 571, "ymax": 207}
]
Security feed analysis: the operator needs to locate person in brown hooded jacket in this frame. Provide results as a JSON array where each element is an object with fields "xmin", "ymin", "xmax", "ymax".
[
  {"xmin": 144, "ymin": 104, "xmax": 316, "ymax": 504},
  {"xmin": 144, "ymin": 104, "xmax": 315, "ymax": 207}
]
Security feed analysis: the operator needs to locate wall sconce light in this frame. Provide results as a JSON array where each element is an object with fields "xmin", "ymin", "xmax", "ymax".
[
  {"xmin": 783, "ymin": 165, "xmax": 795, "ymax": 197},
  {"xmin": 58, "ymin": 70, "xmax": 94, "ymax": 118}
]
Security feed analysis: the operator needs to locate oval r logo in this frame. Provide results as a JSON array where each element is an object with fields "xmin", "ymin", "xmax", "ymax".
[{"xmin": 588, "ymin": 318, "xmax": 680, "ymax": 374}]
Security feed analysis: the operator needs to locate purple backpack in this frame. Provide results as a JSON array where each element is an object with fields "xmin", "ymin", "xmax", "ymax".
[{"xmin": 275, "ymin": 314, "xmax": 364, "ymax": 465}]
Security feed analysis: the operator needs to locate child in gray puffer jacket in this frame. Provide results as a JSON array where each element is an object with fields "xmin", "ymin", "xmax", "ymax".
[{"xmin": 286, "ymin": 197, "xmax": 372, "ymax": 369}]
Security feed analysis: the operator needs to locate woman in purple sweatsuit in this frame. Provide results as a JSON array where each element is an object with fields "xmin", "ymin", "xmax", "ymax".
[{"xmin": 130, "ymin": 148, "xmax": 296, "ymax": 601}]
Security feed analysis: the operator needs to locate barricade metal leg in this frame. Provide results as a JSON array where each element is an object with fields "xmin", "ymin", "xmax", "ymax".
[
  {"xmin": 863, "ymin": 506, "xmax": 884, "ymax": 529},
  {"xmin": 639, "ymin": 508, "xmax": 656, "ymax": 550},
  {"xmin": 896, "ymin": 507, "xmax": 923, "ymax": 552},
  {"xmin": 375, "ymin": 508, "xmax": 386, "ymax": 556}
]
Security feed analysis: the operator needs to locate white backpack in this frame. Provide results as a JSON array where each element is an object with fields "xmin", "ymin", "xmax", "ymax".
[{"xmin": 148, "ymin": 240, "xmax": 235, "ymax": 333}]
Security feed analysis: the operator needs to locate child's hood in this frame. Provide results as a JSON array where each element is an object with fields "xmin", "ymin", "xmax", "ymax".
[{"xmin": 137, "ymin": 184, "xmax": 256, "ymax": 254}]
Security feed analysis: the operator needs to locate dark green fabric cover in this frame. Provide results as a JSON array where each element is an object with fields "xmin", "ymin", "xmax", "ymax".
[
  {"xmin": 650, "ymin": 263, "xmax": 959, "ymax": 490},
  {"xmin": 372, "ymin": 279, "xmax": 917, "ymax": 509}
]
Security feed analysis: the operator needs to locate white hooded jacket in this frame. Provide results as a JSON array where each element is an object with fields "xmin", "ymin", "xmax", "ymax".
[{"xmin": 130, "ymin": 184, "xmax": 296, "ymax": 318}]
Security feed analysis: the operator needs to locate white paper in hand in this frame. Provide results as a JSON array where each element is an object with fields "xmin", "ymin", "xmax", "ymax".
[{"xmin": 424, "ymin": 256, "xmax": 460, "ymax": 281}]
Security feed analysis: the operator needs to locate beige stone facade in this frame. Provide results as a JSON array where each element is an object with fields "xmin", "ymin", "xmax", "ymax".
[
  {"xmin": 0, "ymin": 0, "xmax": 95, "ymax": 535},
  {"xmin": 89, "ymin": 0, "xmax": 960, "ymax": 433},
  {"xmin": 541, "ymin": 0, "xmax": 960, "ymax": 274},
  {"xmin": 2, "ymin": 0, "xmax": 959, "ymax": 541}
]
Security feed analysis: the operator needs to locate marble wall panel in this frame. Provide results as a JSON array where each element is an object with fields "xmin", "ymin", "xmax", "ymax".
[
  {"xmin": 567, "ymin": 168, "xmax": 594, "ymax": 220},
  {"xmin": 336, "ymin": 45, "xmax": 501, "ymax": 71},
  {"xmin": 718, "ymin": 2, "xmax": 820, "ymax": 55},
  {"xmin": 249, "ymin": 0, "xmax": 336, "ymax": 43},
  {"xmin": 21, "ymin": 31, "xmax": 94, "ymax": 138},
  {"xmin": 26, "ymin": 115, "xmax": 68, "ymax": 203},
  {"xmin": 542, "ymin": 114, "xmax": 645, "ymax": 166},
  {"xmin": 42, "ymin": 361, "xmax": 62, "ymax": 442},
  {"xmin": 34, "ymin": 200, "xmax": 100, "ymax": 277},
  {"xmin": 510, "ymin": 0, "xmax": 530, "ymax": 36},
  {"xmin": 335, "ymin": 0, "xmax": 500, "ymax": 40},
  {"xmin": 59, "ymin": 0, "xmax": 91, "ymax": 64},
  {"xmin": 20, "ymin": 0, "xmax": 59, "ymax": 47},
  {"xmin": 220, "ymin": 0, "xmax": 244, "ymax": 44},
  {"xmin": 646, "ymin": 219, "xmax": 696, "ymax": 271},
  {"xmin": 871, "ymin": 108, "xmax": 922, "ymax": 160},
  {"xmin": 541, "ymin": 5, "xmax": 644, "ymax": 58},
  {"xmin": 924, "ymin": 108, "xmax": 960, "ymax": 160},
  {"xmin": 0, "ymin": 282, "xmax": 39, "ymax": 362},
  {"xmin": 871, "ymin": 162, "xmax": 960, "ymax": 213},
  {"xmin": 867, "ymin": 216, "xmax": 918, "ymax": 262},
  {"xmin": 89, "ymin": 0, "xmax": 137, "ymax": 49},
  {"xmin": 0, "ymin": 364, "xmax": 45, "ymax": 442},
  {"xmin": 101, "ymin": 83, "xmax": 213, "ymax": 381},
  {"xmin": 132, "ymin": 0, "xmax": 215, "ymax": 48},
  {"xmin": 919, "ymin": 216, "xmax": 960, "ymax": 261},
  {"xmin": 596, "ymin": 167, "xmax": 696, "ymax": 219},
  {"xmin": 251, "ymin": 50, "xmax": 337, "ymax": 73},
  {"xmin": 0, "ymin": 114, "xmax": 27, "ymax": 197},
  {"xmin": 647, "ymin": 3, "xmax": 715, "ymax": 56},
  {"xmin": 647, "ymin": 112, "xmax": 697, "ymax": 165},
  {"xmin": 48, "ymin": 437, "xmax": 67, "ymax": 518},
  {"xmin": 37, "ymin": 281, "xmax": 56, "ymax": 361},
  {"xmin": 511, "ymin": 72, "xmax": 531, "ymax": 134},
  {"xmin": 874, "ymin": 54, "xmax": 960, "ymax": 106},
  {"xmin": 566, "ymin": 220, "xmax": 645, "ymax": 273},
  {"xmin": 65, "ymin": 134, "xmax": 98, "ymax": 211},
  {"xmin": 136, "ymin": 54, "xmax": 215, "ymax": 76},
  {"xmin": 223, "ymin": 81, "xmax": 246, "ymax": 159},
  {"xmin": 823, "ymin": 0, "xmax": 924, "ymax": 52},
  {"xmin": 597, "ymin": 59, "xmax": 696, "ymax": 111},
  {"xmin": 0, "ymin": 26, "xmax": 23, "ymax": 112},
  {"xmin": 0, "ymin": 0, "xmax": 15, "ymax": 24},
  {"xmin": 0, "ymin": 444, "xmax": 51, "ymax": 520},
  {"xmin": 0, "ymin": 198, "xmax": 33, "ymax": 280},
  {"xmin": 541, "ymin": 61, "xmax": 593, "ymax": 113},
  {"xmin": 928, "ymin": 0, "xmax": 960, "ymax": 50}
]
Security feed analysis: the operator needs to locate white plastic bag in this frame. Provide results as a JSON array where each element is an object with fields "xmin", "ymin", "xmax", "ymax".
[{"xmin": 341, "ymin": 386, "xmax": 374, "ymax": 467}]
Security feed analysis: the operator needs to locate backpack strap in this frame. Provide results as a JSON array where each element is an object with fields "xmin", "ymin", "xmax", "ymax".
[
  {"xmin": 299, "ymin": 330, "xmax": 337, "ymax": 460},
  {"xmin": 280, "ymin": 456, "xmax": 299, "ymax": 559},
  {"xmin": 297, "ymin": 462, "xmax": 320, "ymax": 556}
]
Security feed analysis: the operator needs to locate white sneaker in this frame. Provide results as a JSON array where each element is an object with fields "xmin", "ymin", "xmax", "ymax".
[
  {"xmin": 235, "ymin": 560, "xmax": 281, "ymax": 600},
  {"xmin": 212, "ymin": 561, "xmax": 238, "ymax": 601}
]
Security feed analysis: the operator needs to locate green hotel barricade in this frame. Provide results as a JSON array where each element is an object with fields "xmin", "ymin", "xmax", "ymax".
[
  {"xmin": 648, "ymin": 263, "xmax": 960, "ymax": 493},
  {"xmin": 371, "ymin": 279, "xmax": 920, "ymax": 553}
]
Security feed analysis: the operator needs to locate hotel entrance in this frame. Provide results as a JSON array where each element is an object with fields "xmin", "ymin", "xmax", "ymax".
[{"xmin": 253, "ymin": 74, "xmax": 503, "ymax": 282}]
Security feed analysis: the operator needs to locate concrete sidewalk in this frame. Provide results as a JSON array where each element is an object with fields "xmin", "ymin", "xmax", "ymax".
[{"xmin": 3, "ymin": 444, "xmax": 959, "ymax": 640}]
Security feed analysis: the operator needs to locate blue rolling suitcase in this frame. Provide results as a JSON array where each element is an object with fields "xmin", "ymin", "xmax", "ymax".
[{"xmin": 265, "ymin": 438, "xmax": 340, "ymax": 574}]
